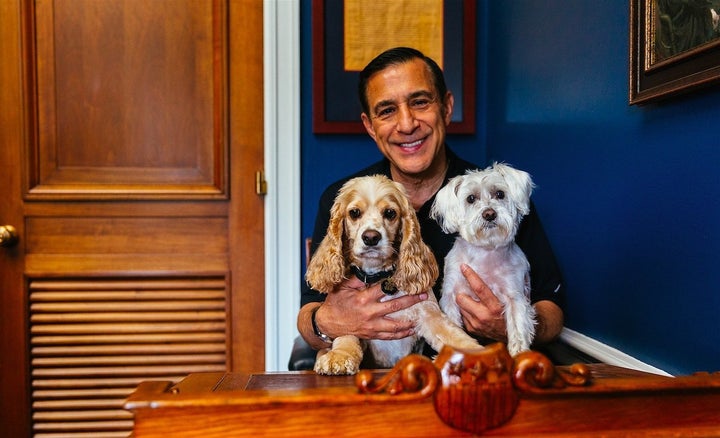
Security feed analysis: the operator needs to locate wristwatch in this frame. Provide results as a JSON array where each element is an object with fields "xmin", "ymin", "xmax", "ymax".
[{"xmin": 311, "ymin": 306, "xmax": 334, "ymax": 343}]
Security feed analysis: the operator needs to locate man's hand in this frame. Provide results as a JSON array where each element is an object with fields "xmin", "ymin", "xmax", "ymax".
[
  {"xmin": 455, "ymin": 264, "xmax": 564, "ymax": 344},
  {"xmin": 455, "ymin": 264, "xmax": 508, "ymax": 342},
  {"xmin": 301, "ymin": 277, "xmax": 428, "ymax": 349}
]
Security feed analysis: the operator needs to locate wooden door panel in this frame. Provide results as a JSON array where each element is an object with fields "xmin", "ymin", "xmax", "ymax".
[
  {"xmin": 30, "ymin": 0, "xmax": 226, "ymax": 198},
  {"xmin": 25, "ymin": 217, "xmax": 229, "ymax": 254},
  {"xmin": 1, "ymin": 0, "xmax": 264, "ymax": 436},
  {"xmin": 24, "ymin": 215, "xmax": 229, "ymax": 276}
]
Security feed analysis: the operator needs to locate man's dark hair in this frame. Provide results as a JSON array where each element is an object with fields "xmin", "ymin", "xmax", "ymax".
[{"xmin": 358, "ymin": 47, "xmax": 448, "ymax": 116}]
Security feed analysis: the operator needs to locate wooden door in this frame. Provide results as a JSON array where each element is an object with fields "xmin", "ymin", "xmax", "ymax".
[{"xmin": 0, "ymin": 1, "xmax": 264, "ymax": 437}]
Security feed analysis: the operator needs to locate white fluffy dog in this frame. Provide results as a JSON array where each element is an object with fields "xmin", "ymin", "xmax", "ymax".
[
  {"xmin": 430, "ymin": 163, "xmax": 536, "ymax": 356},
  {"xmin": 306, "ymin": 175, "xmax": 481, "ymax": 375}
]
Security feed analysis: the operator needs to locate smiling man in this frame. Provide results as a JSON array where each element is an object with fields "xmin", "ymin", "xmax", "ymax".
[
  {"xmin": 360, "ymin": 56, "xmax": 451, "ymax": 211},
  {"xmin": 296, "ymin": 47, "xmax": 565, "ymax": 364}
]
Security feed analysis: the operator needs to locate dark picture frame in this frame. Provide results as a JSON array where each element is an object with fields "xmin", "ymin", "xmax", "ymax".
[
  {"xmin": 630, "ymin": 0, "xmax": 720, "ymax": 105},
  {"xmin": 312, "ymin": 0, "xmax": 476, "ymax": 134}
]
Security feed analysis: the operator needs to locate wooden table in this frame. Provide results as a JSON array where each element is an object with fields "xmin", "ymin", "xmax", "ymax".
[{"xmin": 125, "ymin": 347, "xmax": 720, "ymax": 437}]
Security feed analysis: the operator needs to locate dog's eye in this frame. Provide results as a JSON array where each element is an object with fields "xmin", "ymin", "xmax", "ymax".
[
  {"xmin": 349, "ymin": 208, "xmax": 362, "ymax": 219},
  {"xmin": 466, "ymin": 194, "xmax": 476, "ymax": 204},
  {"xmin": 383, "ymin": 209, "xmax": 397, "ymax": 220},
  {"xmin": 494, "ymin": 190, "xmax": 505, "ymax": 200}
]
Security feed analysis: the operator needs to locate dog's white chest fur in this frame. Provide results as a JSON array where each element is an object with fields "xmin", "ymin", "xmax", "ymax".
[
  {"xmin": 444, "ymin": 239, "xmax": 529, "ymax": 303},
  {"xmin": 367, "ymin": 292, "xmax": 423, "ymax": 366}
]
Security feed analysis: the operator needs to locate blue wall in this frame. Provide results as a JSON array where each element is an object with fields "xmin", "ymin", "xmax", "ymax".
[{"xmin": 300, "ymin": 1, "xmax": 720, "ymax": 375}]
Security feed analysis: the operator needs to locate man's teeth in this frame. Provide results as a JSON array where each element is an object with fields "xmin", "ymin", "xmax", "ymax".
[{"xmin": 400, "ymin": 140, "xmax": 422, "ymax": 148}]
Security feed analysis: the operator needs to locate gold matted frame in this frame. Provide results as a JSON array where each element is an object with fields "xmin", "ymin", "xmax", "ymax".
[
  {"xmin": 630, "ymin": 0, "xmax": 720, "ymax": 104},
  {"xmin": 312, "ymin": 0, "xmax": 476, "ymax": 133}
]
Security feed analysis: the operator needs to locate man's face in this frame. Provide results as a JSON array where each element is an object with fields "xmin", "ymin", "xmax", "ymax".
[{"xmin": 361, "ymin": 58, "xmax": 454, "ymax": 177}]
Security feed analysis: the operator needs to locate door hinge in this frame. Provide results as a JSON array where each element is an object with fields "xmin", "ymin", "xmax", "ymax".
[{"xmin": 255, "ymin": 170, "xmax": 268, "ymax": 196}]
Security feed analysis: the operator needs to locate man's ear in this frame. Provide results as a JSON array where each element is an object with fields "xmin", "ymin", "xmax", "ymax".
[
  {"xmin": 361, "ymin": 113, "xmax": 377, "ymax": 142},
  {"xmin": 442, "ymin": 91, "xmax": 454, "ymax": 126}
]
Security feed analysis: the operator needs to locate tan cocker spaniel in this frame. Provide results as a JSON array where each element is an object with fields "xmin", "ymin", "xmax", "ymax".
[{"xmin": 306, "ymin": 175, "xmax": 481, "ymax": 375}]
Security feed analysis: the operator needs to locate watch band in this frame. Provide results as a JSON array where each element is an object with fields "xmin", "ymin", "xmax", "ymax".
[{"xmin": 311, "ymin": 305, "xmax": 333, "ymax": 343}]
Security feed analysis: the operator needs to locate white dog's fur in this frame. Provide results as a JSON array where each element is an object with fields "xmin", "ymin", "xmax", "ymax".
[
  {"xmin": 306, "ymin": 175, "xmax": 481, "ymax": 375},
  {"xmin": 430, "ymin": 163, "xmax": 536, "ymax": 356}
]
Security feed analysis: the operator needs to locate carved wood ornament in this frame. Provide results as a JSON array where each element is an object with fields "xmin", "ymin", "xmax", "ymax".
[{"xmin": 356, "ymin": 344, "xmax": 615, "ymax": 434}]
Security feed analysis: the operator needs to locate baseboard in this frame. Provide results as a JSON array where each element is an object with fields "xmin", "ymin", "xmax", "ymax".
[{"xmin": 560, "ymin": 328, "xmax": 672, "ymax": 376}]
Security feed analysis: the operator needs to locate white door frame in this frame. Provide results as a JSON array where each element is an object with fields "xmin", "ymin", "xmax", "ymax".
[{"xmin": 263, "ymin": 0, "xmax": 300, "ymax": 371}]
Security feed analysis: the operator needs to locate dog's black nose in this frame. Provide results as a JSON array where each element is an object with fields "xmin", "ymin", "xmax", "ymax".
[
  {"xmin": 362, "ymin": 230, "xmax": 381, "ymax": 246},
  {"xmin": 482, "ymin": 209, "xmax": 497, "ymax": 222}
]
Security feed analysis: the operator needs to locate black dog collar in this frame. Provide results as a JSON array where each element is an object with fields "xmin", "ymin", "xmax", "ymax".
[
  {"xmin": 350, "ymin": 265, "xmax": 394, "ymax": 284},
  {"xmin": 350, "ymin": 265, "xmax": 396, "ymax": 294}
]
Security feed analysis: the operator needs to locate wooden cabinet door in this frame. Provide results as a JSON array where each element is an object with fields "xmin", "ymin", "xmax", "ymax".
[{"xmin": 0, "ymin": 1, "xmax": 264, "ymax": 436}]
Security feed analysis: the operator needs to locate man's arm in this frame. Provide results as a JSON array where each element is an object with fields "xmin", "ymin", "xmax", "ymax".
[
  {"xmin": 297, "ymin": 301, "xmax": 329, "ymax": 351},
  {"xmin": 297, "ymin": 277, "xmax": 429, "ymax": 350}
]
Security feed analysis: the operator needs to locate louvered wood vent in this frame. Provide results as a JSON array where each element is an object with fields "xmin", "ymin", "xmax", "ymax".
[{"xmin": 29, "ymin": 277, "xmax": 227, "ymax": 438}]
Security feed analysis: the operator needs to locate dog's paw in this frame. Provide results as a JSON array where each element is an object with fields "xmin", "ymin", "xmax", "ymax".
[{"xmin": 314, "ymin": 350, "xmax": 360, "ymax": 375}]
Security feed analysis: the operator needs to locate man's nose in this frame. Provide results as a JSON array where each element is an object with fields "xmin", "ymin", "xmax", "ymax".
[{"xmin": 395, "ymin": 103, "xmax": 419, "ymax": 133}]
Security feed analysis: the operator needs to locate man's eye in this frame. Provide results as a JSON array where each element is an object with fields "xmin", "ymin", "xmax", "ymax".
[
  {"xmin": 466, "ymin": 194, "xmax": 476, "ymax": 204},
  {"xmin": 349, "ymin": 208, "xmax": 361, "ymax": 219},
  {"xmin": 409, "ymin": 98, "xmax": 431, "ymax": 109},
  {"xmin": 494, "ymin": 190, "xmax": 505, "ymax": 200},
  {"xmin": 383, "ymin": 209, "xmax": 397, "ymax": 220},
  {"xmin": 376, "ymin": 107, "xmax": 396, "ymax": 118}
]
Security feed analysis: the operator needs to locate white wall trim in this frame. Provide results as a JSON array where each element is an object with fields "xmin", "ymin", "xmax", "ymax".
[
  {"xmin": 560, "ymin": 328, "xmax": 672, "ymax": 376},
  {"xmin": 263, "ymin": 0, "xmax": 300, "ymax": 371}
]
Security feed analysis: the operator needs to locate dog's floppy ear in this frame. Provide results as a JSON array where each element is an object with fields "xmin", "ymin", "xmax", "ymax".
[
  {"xmin": 430, "ymin": 175, "xmax": 464, "ymax": 234},
  {"xmin": 494, "ymin": 163, "xmax": 534, "ymax": 217},
  {"xmin": 305, "ymin": 193, "xmax": 348, "ymax": 293},
  {"xmin": 394, "ymin": 184, "xmax": 439, "ymax": 295}
]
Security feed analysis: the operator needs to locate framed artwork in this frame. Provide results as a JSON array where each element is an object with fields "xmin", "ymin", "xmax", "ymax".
[
  {"xmin": 312, "ymin": 0, "xmax": 476, "ymax": 133},
  {"xmin": 630, "ymin": 0, "xmax": 720, "ymax": 104}
]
